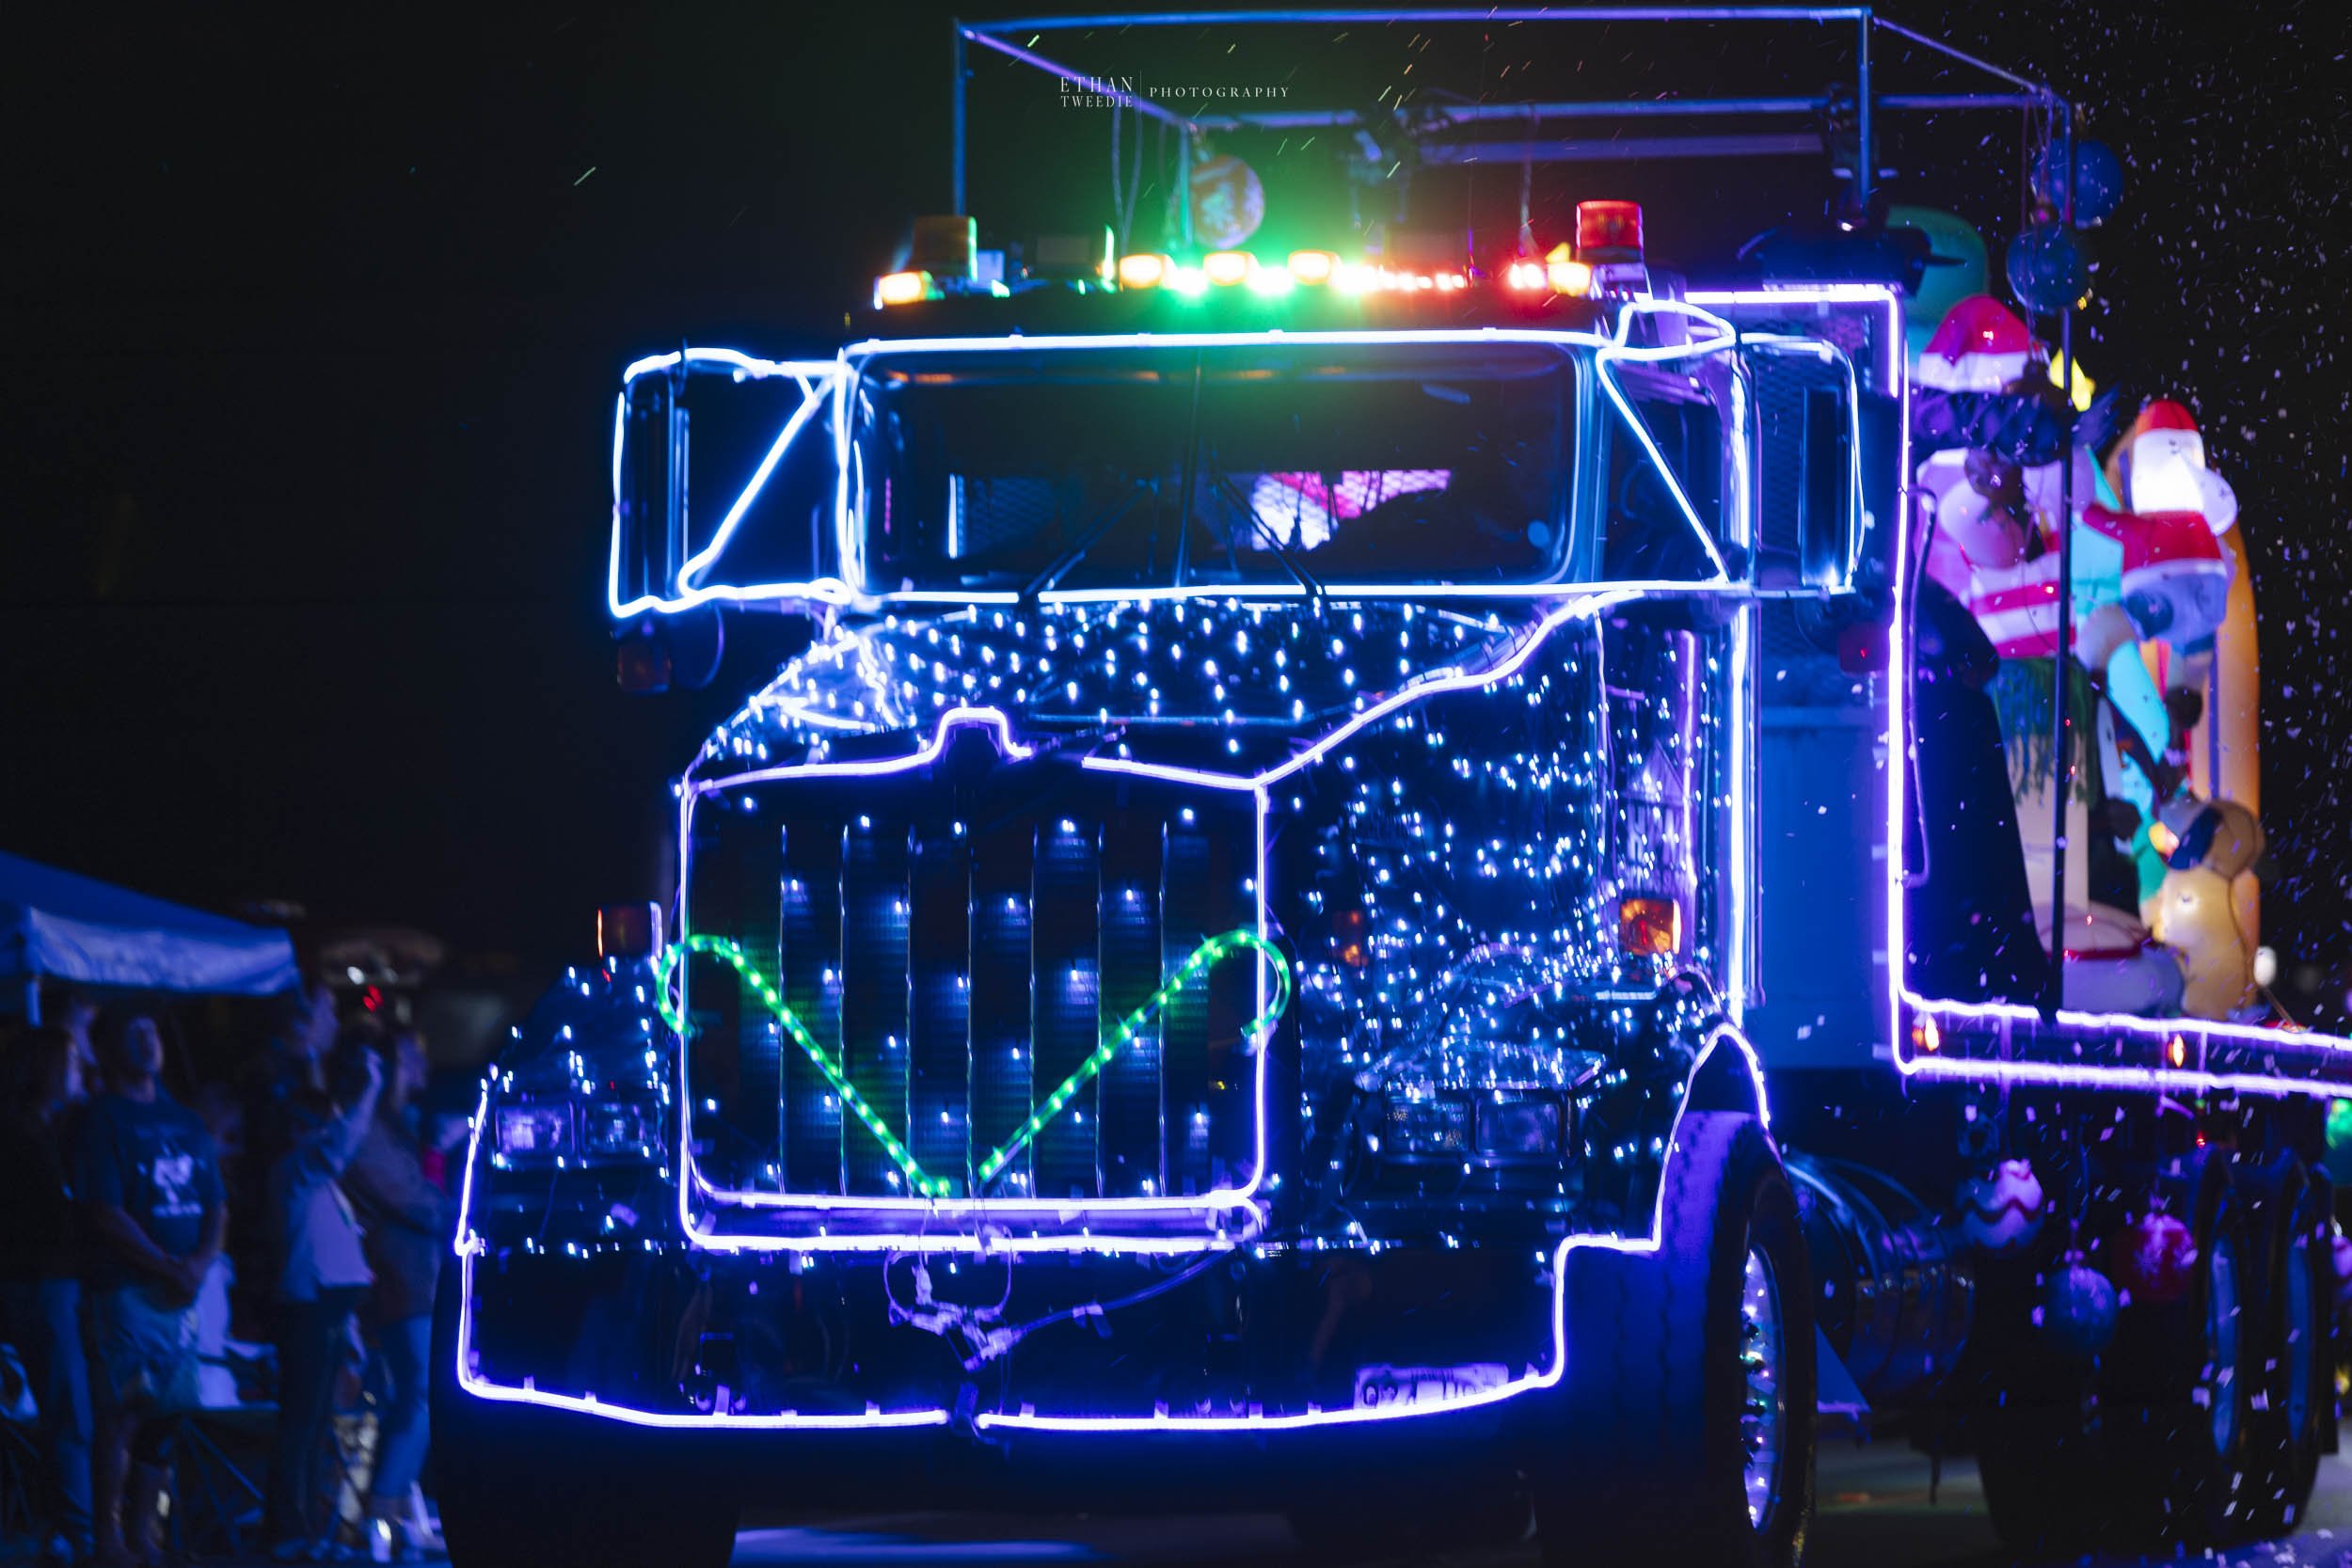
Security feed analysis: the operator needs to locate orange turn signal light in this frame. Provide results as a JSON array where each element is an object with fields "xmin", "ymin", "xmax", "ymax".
[{"xmin": 1617, "ymin": 896, "xmax": 1682, "ymax": 957}]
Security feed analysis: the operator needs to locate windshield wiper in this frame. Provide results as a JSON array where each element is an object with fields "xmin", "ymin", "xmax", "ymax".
[
  {"xmin": 1210, "ymin": 467, "xmax": 1326, "ymax": 602},
  {"xmin": 1021, "ymin": 483, "xmax": 1152, "ymax": 599}
]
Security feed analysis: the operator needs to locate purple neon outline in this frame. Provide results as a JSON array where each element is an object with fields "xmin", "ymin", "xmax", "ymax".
[
  {"xmin": 455, "ymin": 1023, "xmax": 1769, "ymax": 1430},
  {"xmin": 528, "ymin": 277, "xmax": 2352, "ymax": 1432},
  {"xmin": 1077, "ymin": 589, "xmax": 1640, "ymax": 796},
  {"xmin": 675, "ymin": 708, "xmax": 1280, "ymax": 1230},
  {"xmin": 608, "ymin": 350, "xmax": 853, "ymax": 619},
  {"xmin": 615, "ymin": 303, "xmax": 1768, "ymax": 614},
  {"xmin": 673, "ymin": 377, "xmax": 836, "ymax": 596},
  {"xmin": 678, "ymin": 589, "xmax": 1635, "ymax": 1233},
  {"xmin": 675, "ymin": 787, "xmax": 1282, "ymax": 1231},
  {"xmin": 449, "ymin": 1075, "xmax": 948, "ymax": 1429},
  {"xmin": 691, "ymin": 703, "xmax": 1031, "ymax": 794},
  {"xmin": 842, "ymin": 309, "xmax": 1732, "ymax": 597},
  {"xmin": 682, "ymin": 583, "xmax": 1710, "ymax": 1240},
  {"xmin": 1589, "ymin": 298, "xmax": 1740, "ymax": 580},
  {"xmin": 978, "ymin": 1023, "xmax": 1768, "ymax": 1433}
]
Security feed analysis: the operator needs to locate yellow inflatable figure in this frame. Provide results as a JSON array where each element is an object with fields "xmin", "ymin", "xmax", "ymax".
[{"xmin": 2145, "ymin": 799, "xmax": 2265, "ymax": 1021}]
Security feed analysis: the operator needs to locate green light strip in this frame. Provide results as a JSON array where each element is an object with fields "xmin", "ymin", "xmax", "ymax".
[
  {"xmin": 975, "ymin": 929, "xmax": 1290, "ymax": 1184},
  {"xmin": 658, "ymin": 934, "xmax": 952, "ymax": 1197},
  {"xmin": 657, "ymin": 927, "xmax": 1289, "ymax": 1201}
]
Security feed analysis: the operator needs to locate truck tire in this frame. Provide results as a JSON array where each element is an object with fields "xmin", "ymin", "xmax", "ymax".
[
  {"xmin": 436, "ymin": 1422, "xmax": 739, "ymax": 1568},
  {"xmin": 1975, "ymin": 1388, "xmax": 2107, "ymax": 1557},
  {"xmin": 2099, "ymin": 1148, "xmax": 2252, "ymax": 1548},
  {"xmin": 1970, "ymin": 1250, "xmax": 2107, "ymax": 1561},
  {"xmin": 431, "ymin": 1269, "xmax": 741, "ymax": 1568},
  {"xmin": 2243, "ymin": 1165, "xmax": 2333, "ymax": 1535},
  {"xmin": 1528, "ymin": 1111, "xmax": 1816, "ymax": 1568}
]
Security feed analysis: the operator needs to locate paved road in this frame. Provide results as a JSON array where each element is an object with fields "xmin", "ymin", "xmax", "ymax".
[
  {"xmin": 719, "ymin": 1432, "xmax": 2352, "ymax": 1567},
  {"xmin": 151, "ymin": 1427, "xmax": 2352, "ymax": 1565}
]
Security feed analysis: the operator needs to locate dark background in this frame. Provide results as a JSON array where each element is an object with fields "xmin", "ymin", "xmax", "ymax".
[{"xmin": 6, "ymin": 3, "xmax": 2347, "ymax": 1025}]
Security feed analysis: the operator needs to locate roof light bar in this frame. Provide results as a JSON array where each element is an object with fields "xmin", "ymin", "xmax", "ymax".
[
  {"xmin": 1117, "ymin": 252, "xmax": 1171, "ymax": 290},
  {"xmin": 874, "ymin": 270, "xmax": 934, "ymax": 308},
  {"xmin": 1286, "ymin": 249, "xmax": 1339, "ymax": 285},
  {"xmin": 1202, "ymin": 249, "xmax": 1257, "ymax": 286},
  {"xmin": 1548, "ymin": 254, "xmax": 1595, "ymax": 296}
]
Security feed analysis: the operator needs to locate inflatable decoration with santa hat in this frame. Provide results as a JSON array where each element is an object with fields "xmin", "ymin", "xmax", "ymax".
[
  {"xmin": 2117, "ymin": 399, "xmax": 2238, "ymax": 528},
  {"xmin": 1912, "ymin": 293, "xmax": 2121, "ymax": 468},
  {"xmin": 1916, "ymin": 293, "xmax": 2041, "ymax": 391},
  {"xmin": 2106, "ymin": 399, "xmax": 2260, "ymax": 838},
  {"xmin": 2097, "ymin": 399, "xmax": 2239, "ymax": 652},
  {"xmin": 1910, "ymin": 298, "xmax": 2261, "ymax": 1018}
]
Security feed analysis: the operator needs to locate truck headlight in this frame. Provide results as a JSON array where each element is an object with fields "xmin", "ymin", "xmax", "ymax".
[
  {"xmin": 580, "ymin": 1097, "xmax": 661, "ymax": 1160},
  {"xmin": 1476, "ymin": 1094, "xmax": 1565, "ymax": 1157},
  {"xmin": 497, "ymin": 1103, "xmax": 573, "ymax": 1159},
  {"xmin": 1385, "ymin": 1092, "xmax": 1472, "ymax": 1157}
]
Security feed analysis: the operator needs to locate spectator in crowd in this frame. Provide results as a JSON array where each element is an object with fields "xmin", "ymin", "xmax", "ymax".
[
  {"xmin": 76, "ymin": 1016, "xmax": 226, "ymax": 1567},
  {"xmin": 0, "ymin": 1025, "xmax": 97, "ymax": 1564},
  {"xmin": 58, "ymin": 991, "xmax": 101, "ymax": 1087},
  {"xmin": 245, "ymin": 982, "xmax": 336, "ymax": 1209},
  {"xmin": 262, "ymin": 1033, "xmax": 381, "ymax": 1561},
  {"xmin": 236, "ymin": 980, "xmax": 337, "ymax": 1335},
  {"xmin": 184, "ymin": 1085, "xmax": 252, "ymax": 1410},
  {"xmin": 343, "ymin": 1029, "xmax": 448, "ymax": 1560}
]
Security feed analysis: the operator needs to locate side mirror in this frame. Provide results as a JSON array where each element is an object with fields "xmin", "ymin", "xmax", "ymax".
[
  {"xmin": 608, "ymin": 351, "xmax": 839, "ymax": 633},
  {"xmin": 613, "ymin": 369, "xmax": 690, "ymax": 618}
]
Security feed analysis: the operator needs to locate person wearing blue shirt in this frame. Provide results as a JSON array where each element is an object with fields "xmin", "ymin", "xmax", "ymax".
[{"xmin": 75, "ymin": 1015, "xmax": 226, "ymax": 1566}]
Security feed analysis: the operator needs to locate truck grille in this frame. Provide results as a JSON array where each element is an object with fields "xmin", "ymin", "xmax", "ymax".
[{"xmin": 683, "ymin": 742, "xmax": 1262, "ymax": 1203}]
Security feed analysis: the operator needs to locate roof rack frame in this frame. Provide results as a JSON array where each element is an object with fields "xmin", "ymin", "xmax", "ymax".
[{"xmin": 950, "ymin": 8, "xmax": 2067, "ymax": 214}]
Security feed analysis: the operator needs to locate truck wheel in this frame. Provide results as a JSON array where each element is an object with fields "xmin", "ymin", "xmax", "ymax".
[
  {"xmin": 1528, "ymin": 1111, "xmax": 1816, "ymax": 1568},
  {"xmin": 1974, "ymin": 1388, "xmax": 2106, "ymax": 1557},
  {"xmin": 431, "ymin": 1270, "xmax": 740, "ymax": 1567},
  {"xmin": 1970, "ymin": 1252, "xmax": 2108, "ymax": 1560},
  {"xmin": 2100, "ymin": 1149, "xmax": 2252, "ymax": 1548},
  {"xmin": 437, "ymin": 1423, "xmax": 739, "ymax": 1568},
  {"xmin": 2243, "ymin": 1168, "xmax": 2333, "ymax": 1535}
]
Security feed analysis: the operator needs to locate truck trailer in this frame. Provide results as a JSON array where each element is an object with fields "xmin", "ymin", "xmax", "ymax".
[{"xmin": 432, "ymin": 13, "xmax": 2348, "ymax": 1566}]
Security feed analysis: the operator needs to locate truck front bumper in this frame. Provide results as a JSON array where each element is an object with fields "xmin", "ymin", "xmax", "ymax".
[{"xmin": 451, "ymin": 1236, "xmax": 1563, "ymax": 1443}]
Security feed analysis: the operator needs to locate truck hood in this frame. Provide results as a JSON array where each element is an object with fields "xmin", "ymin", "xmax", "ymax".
[{"xmin": 691, "ymin": 597, "xmax": 1581, "ymax": 785}]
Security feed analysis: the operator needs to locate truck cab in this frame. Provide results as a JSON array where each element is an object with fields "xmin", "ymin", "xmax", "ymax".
[{"xmin": 435, "ymin": 16, "xmax": 2349, "ymax": 1568}]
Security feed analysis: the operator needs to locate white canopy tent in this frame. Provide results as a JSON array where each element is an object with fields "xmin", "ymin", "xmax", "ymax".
[{"xmin": 0, "ymin": 847, "xmax": 298, "ymax": 1013}]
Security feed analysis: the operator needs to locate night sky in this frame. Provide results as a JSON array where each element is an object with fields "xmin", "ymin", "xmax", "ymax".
[{"xmin": 7, "ymin": 4, "xmax": 2348, "ymax": 1022}]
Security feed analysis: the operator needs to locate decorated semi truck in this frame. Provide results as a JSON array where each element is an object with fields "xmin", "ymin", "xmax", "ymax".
[{"xmin": 432, "ymin": 13, "xmax": 2346, "ymax": 1567}]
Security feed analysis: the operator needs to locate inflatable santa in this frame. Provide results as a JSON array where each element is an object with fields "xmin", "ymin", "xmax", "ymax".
[
  {"xmin": 1915, "ymin": 304, "xmax": 2234, "ymax": 835},
  {"xmin": 1911, "ymin": 301, "xmax": 2250, "ymax": 1017}
]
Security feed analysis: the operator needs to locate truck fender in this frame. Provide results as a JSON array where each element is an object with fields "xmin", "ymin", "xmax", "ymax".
[{"xmin": 1682, "ymin": 1022, "xmax": 1772, "ymax": 1128}]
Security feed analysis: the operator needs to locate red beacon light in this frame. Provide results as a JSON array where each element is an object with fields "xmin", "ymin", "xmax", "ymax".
[
  {"xmin": 1575, "ymin": 200, "xmax": 1644, "ymax": 262},
  {"xmin": 1573, "ymin": 201, "xmax": 1649, "ymax": 293}
]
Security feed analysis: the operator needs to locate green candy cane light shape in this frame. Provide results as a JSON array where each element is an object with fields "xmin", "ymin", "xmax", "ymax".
[{"xmin": 657, "ymin": 927, "xmax": 1291, "ymax": 1201}]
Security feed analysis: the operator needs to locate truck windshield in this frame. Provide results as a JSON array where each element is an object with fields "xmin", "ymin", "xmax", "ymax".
[{"xmin": 849, "ymin": 341, "xmax": 1577, "ymax": 594}]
